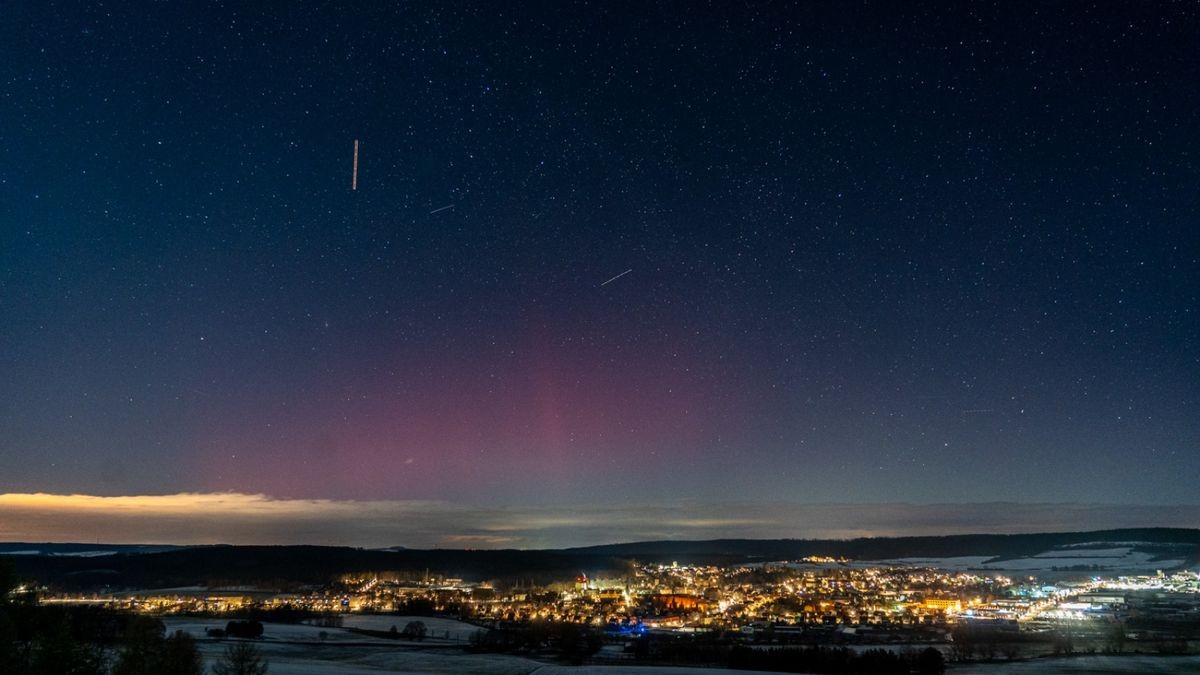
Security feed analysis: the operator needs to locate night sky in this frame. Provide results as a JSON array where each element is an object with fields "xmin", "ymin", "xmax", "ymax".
[{"xmin": 2, "ymin": 1, "xmax": 1198, "ymax": 544}]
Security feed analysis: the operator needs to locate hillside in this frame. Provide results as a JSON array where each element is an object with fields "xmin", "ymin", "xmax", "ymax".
[{"xmin": 4, "ymin": 528, "xmax": 1196, "ymax": 590}]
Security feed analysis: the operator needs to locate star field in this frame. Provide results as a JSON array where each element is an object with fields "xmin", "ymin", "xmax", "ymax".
[{"xmin": 1, "ymin": 1, "xmax": 1197, "ymax": 512}]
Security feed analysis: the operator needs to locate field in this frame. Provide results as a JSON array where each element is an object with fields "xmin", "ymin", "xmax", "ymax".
[
  {"xmin": 162, "ymin": 618, "xmax": 1200, "ymax": 674},
  {"xmin": 161, "ymin": 617, "xmax": 799, "ymax": 673},
  {"xmin": 949, "ymin": 654, "xmax": 1200, "ymax": 674}
]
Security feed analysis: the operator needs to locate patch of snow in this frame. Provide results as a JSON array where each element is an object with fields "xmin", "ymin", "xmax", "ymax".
[
  {"xmin": 337, "ymin": 615, "xmax": 485, "ymax": 642},
  {"xmin": 868, "ymin": 556, "xmax": 996, "ymax": 570},
  {"xmin": 1057, "ymin": 541, "xmax": 1157, "ymax": 549},
  {"xmin": 1032, "ymin": 547, "xmax": 1132, "ymax": 559}
]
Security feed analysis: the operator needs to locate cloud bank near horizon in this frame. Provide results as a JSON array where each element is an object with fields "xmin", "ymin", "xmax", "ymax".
[{"xmin": 1, "ymin": 492, "xmax": 1197, "ymax": 549}]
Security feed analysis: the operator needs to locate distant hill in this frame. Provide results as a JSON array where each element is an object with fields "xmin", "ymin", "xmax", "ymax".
[
  {"xmin": 0, "ymin": 543, "xmax": 184, "ymax": 557},
  {"xmin": 3, "ymin": 528, "xmax": 1196, "ymax": 590},
  {"xmin": 566, "ymin": 528, "xmax": 1200, "ymax": 561},
  {"xmin": 2, "ymin": 544, "xmax": 633, "ymax": 590}
]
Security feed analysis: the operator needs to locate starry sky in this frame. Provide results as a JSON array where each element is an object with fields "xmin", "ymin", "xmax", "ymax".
[{"xmin": 1, "ymin": 1, "xmax": 1198, "ymax": 543}]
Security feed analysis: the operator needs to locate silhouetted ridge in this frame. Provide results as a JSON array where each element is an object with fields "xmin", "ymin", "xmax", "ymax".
[{"xmin": 4, "ymin": 528, "xmax": 1195, "ymax": 590}]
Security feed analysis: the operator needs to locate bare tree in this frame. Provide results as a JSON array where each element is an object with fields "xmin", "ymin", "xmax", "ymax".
[{"xmin": 211, "ymin": 642, "xmax": 268, "ymax": 675}]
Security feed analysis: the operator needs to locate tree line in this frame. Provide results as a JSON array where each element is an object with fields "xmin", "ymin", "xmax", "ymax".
[{"xmin": 1, "ymin": 560, "xmax": 267, "ymax": 675}]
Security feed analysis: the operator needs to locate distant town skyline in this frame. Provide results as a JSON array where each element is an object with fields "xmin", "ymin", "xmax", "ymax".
[{"xmin": 2, "ymin": 1, "xmax": 1197, "ymax": 541}]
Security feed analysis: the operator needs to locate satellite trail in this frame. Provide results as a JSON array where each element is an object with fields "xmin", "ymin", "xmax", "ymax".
[
  {"xmin": 430, "ymin": 204, "xmax": 455, "ymax": 214},
  {"xmin": 600, "ymin": 269, "xmax": 633, "ymax": 286},
  {"xmin": 351, "ymin": 139, "xmax": 359, "ymax": 191}
]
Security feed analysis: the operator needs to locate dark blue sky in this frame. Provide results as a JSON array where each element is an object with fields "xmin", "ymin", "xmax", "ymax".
[{"xmin": 1, "ymin": 1, "xmax": 1197, "ymax": 517}]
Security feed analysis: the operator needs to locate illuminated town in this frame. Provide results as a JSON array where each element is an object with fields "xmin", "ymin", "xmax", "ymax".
[{"xmin": 32, "ymin": 560, "xmax": 1200, "ymax": 656}]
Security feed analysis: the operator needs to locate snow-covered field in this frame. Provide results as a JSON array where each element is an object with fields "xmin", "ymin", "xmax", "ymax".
[
  {"xmin": 337, "ymin": 614, "xmax": 483, "ymax": 642},
  {"xmin": 530, "ymin": 662, "xmax": 772, "ymax": 667},
  {"xmin": 1033, "ymin": 547, "xmax": 1135, "ymax": 558},
  {"xmin": 163, "ymin": 617, "xmax": 393, "ymax": 644},
  {"xmin": 0, "ymin": 549, "xmax": 118, "ymax": 557},
  {"xmin": 197, "ymin": 641, "xmax": 540, "ymax": 674},
  {"xmin": 949, "ymin": 654, "xmax": 1200, "ymax": 674},
  {"xmin": 858, "ymin": 556, "xmax": 995, "ymax": 570},
  {"xmin": 166, "ymin": 618, "xmax": 539, "ymax": 673},
  {"xmin": 163, "ymin": 619, "xmax": 1200, "ymax": 674},
  {"xmin": 165, "ymin": 618, "xmax": 794, "ymax": 673},
  {"xmin": 871, "ymin": 546, "xmax": 1184, "ymax": 573}
]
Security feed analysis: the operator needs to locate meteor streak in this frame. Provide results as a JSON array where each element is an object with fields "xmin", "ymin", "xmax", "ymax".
[
  {"xmin": 430, "ymin": 204, "xmax": 455, "ymax": 214},
  {"xmin": 600, "ymin": 269, "xmax": 633, "ymax": 286},
  {"xmin": 351, "ymin": 139, "xmax": 359, "ymax": 191}
]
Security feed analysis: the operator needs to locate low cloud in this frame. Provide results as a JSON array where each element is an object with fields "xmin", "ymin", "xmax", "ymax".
[{"xmin": 0, "ymin": 492, "xmax": 1196, "ymax": 549}]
